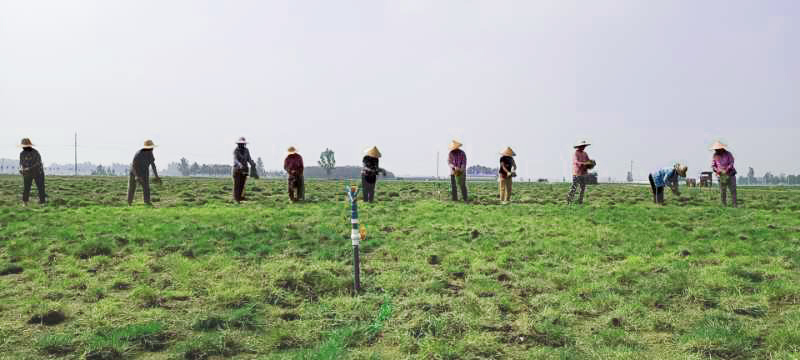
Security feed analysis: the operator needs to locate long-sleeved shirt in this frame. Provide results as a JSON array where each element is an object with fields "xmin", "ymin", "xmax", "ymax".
[
  {"xmin": 362, "ymin": 156, "xmax": 382, "ymax": 183},
  {"xmin": 712, "ymin": 150, "xmax": 736, "ymax": 176},
  {"xmin": 651, "ymin": 167, "xmax": 679, "ymax": 188},
  {"xmin": 448, "ymin": 149, "xmax": 467, "ymax": 174},
  {"xmin": 130, "ymin": 149, "xmax": 157, "ymax": 178},
  {"xmin": 19, "ymin": 148, "xmax": 43, "ymax": 176},
  {"xmin": 572, "ymin": 150, "xmax": 590, "ymax": 176},
  {"xmin": 233, "ymin": 146, "xmax": 256, "ymax": 173},
  {"xmin": 284, "ymin": 154, "xmax": 304, "ymax": 176},
  {"xmin": 499, "ymin": 156, "xmax": 517, "ymax": 178}
]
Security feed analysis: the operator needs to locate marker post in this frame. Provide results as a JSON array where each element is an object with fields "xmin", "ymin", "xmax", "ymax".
[{"xmin": 346, "ymin": 185, "xmax": 361, "ymax": 294}]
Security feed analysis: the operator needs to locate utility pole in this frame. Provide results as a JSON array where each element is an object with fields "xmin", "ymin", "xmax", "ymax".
[{"xmin": 74, "ymin": 132, "xmax": 78, "ymax": 176}]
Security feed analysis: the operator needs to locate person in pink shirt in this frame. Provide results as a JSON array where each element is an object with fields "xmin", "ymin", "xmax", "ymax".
[
  {"xmin": 711, "ymin": 141, "xmax": 737, "ymax": 207},
  {"xmin": 567, "ymin": 140, "xmax": 595, "ymax": 205}
]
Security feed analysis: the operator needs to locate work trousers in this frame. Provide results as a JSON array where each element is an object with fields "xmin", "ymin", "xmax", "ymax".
[
  {"xmin": 127, "ymin": 173, "xmax": 151, "ymax": 205},
  {"xmin": 567, "ymin": 175, "xmax": 587, "ymax": 204},
  {"xmin": 499, "ymin": 177, "xmax": 512, "ymax": 202},
  {"xmin": 288, "ymin": 175, "xmax": 305, "ymax": 202},
  {"xmin": 233, "ymin": 170, "xmax": 248, "ymax": 202},
  {"xmin": 450, "ymin": 174, "xmax": 469, "ymax": 202},
  {"xmin": 649, "ymin": 174, "xmax": 665, "ymax": 204},
  {"xmin": 720, "ymin": 175, "xmax": 738, "ymax": 207},
  {"xmin": 362, "ymin": 177, "xmax": 376, "ymax": 202},
  {"xmin": 22, "ymin": 172, "xmax": 46, "ymax": 204}
]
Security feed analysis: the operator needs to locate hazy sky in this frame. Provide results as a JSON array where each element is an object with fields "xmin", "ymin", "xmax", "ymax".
[{"xmin": 1, "ymin": 0, "xmax": 797, "ymax": 179}]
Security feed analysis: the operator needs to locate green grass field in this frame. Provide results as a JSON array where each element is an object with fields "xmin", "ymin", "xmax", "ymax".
[{"xmin": 1, "ymin": 175, "xmax": 799, "ymax": 359}]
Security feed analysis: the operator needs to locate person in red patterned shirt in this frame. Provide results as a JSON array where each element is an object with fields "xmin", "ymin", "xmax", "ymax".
[
  {"xmin": 284, "ymin": 146, "xmax": 304, "ymax": 202},
  {"xmin": 567, "ymin": 140, "xmax": 594, "ymax": 205}
]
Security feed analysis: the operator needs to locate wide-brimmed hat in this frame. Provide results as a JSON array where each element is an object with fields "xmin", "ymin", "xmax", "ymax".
[
  {"xmin": 500, "ymin": 147, "xmax": 516, "ymax": 157},
  {"xmin": 236, "ymin": 137, "xmax": 248, "ymax": 144},
  {"xmin": 287, "ymin": 146, "xmax": 297, "ymax": 155},
  {"xmin": 448, "ymin": 140, "xmax": 463, "ymax": 151},
  {"xmin": 574, "ymin": 140, "xmax": 591, "ymax": 148},
  {"xmin": 18, "ymin": 138, "xmax": 34, "ymax": 148},
  {"xmin": 674, "ymin": 163, "xmax": 688, "ymax": 177},
  {"xmin": 142, "ymin": 139, "xmax": 157, "ymax": 149},
  {"xmin": 364, "ymin": 146, "xmax": 382, "ymax": 158},
  {"xmin": 710, "ymin": 140, "xmax": 727, "ymax": 150}
]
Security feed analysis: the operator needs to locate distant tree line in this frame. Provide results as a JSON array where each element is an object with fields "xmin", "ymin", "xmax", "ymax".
[
  {"xmin": 166, "ymin": 157, "xmax": 280, "ymax": 177},
  {"xmin": 738, "ymin": 167, "xmax": 800, "ymax": 185},
  {"xmin": 467, "ymin": 165, "xmax": 499, "ymax": 176}
]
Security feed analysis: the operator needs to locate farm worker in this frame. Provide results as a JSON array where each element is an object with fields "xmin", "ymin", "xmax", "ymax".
[
  {"xmin": 127, "ymin": 139, "xmax": 162, "ymax": 206},
  {"xmin": 448, "ymin": 140, "xmax": 469, "ymax": 202},
  {"xmin": 361, "ymin": 146, "xmax": 385, "ymax": 202},
  {"xmin": 232, "ymin": 137, "xmax": 259, "ymax": 203},
  {"xmin": 648, "ymin": 164, "xmax": 688, "ymax": 205},
  {"xmin": 566, "ymin": 140, "xmax": 595, "ymax": 205},
  {"xmin": 284, "ymin": 146, "xmax": 305, "ymax": 202},
  {"xmin": 18, "ymin": 138, "xmax": 47, "ymax": 206},
  {"xmin": 498, "ymin": 147, "xmax": 517, "ymax": 203},
  {"xmin": 711, "ymin": 141, "xmax": 737, "ymax": 207}
]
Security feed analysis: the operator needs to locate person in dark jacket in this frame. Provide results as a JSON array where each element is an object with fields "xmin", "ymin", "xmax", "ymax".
[
  {"xmin": 128, "ymin": 139, "xmax": 161, "ymax": 206},
  {"xmin": 232, "ymin": 137, "xmax": 259, "ymax": 203},
  {"xmin": 361, "ymin": 146, "xmax": 385, "ymax": 202},
  {"xmin": 18, "ymin": 138, "xmax": 46, "ymax": 206},
  {"xmin": 284, "ymin": 146, "xmax": 304, "ymax": 202},
  {"xmin": 498, "ymin": 147, "xmax": 517, "ymax": 203}
]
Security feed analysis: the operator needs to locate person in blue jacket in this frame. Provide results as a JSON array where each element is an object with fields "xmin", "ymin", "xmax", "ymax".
[{"xmin": 648, "ymin": 164, "xmax": 688, "ymax": 205}]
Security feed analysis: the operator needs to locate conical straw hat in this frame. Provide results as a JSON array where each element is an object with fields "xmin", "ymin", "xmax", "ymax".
[
  {"xmin": 500, "ymin": 147, "xmax": 515, "ymax": 156},
  {"xmin": 710, "ymin": 140, "xmax": 727, "ymax": 150},
  {"xmin": 364, "ymin": 146, "xmax": 381, "ymax": 158},
  {"xmin": 674, "ymin": 163, "xmax": 688, "ymax": 177},
  {"xmin": 142, "ymin": 139, "xmax": 157, "ymax": 149},
  {"xmin": 287, "ymin": 146, "xmax": 297, "ymax": 154},
  {"xmin": 574, "ymin": 140, "xmax": 591, "ymax": 148},
  {"xmin": 18, "ymin": 138, "xmax": 34, "ymax": 148},
  {"xmin": 448, "ymin": 140, "xmax": 463, "ymax": 150}
]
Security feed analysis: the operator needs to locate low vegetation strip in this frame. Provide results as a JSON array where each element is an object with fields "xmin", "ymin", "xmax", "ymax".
[{"xmin": 0, "ymin": 176, "xmax": 799, "ymax": 358}]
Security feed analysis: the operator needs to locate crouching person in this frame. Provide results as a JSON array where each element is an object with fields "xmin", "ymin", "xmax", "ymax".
[
  {"xmin": 648, "ymin": 164, "xmax": 687, "ymax": 205},
  {"xmin": 284, "ymin": 146, "xmax": 305, "ymax": 202}
]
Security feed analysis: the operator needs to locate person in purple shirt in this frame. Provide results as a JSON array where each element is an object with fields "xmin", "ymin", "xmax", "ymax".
[
  {"xmin": 711, "ymin": 141, "xmax": 737, "ymax": 207},
  {"xmin": 447, "ymin": 140, "xmax": 469, "ymax": 203}
]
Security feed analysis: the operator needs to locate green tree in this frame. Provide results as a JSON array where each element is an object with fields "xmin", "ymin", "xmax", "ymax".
[
  {"xmin": 318, "ymin": 148, "xmax": 336, "ymax": 177},
  {"xmin": 190, "ymin": 162, "xmax": 200, "ymax": 176},
  {"xmin": 178, "ymin": 158, "xmax": 191, "ymax": 176},
  {"xmin": 257, "ymin": 157, "xmax": 266, "ymax": 177}
]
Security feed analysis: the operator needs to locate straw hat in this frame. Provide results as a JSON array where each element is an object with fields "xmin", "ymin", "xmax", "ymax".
[
  {"xmin": 710, "ymin": 140, "xmax": 727, "ymax": 150},
  {"xmin": 236, "ymin": 137, "xmax": 248, "ymax": 144},
  {"xmin": 287, "ymin": 146, "xmax": 297, "ymax": 155},
  {"xmin": 574, "ymin": 140, "xmax": 591, "ymax": 148},
  {"xmin": 364, "ymin": 146, "xmax": 382, "ymax": 158},
  {"xmin": 18, "ymin": 138, "xmax": 34, "ymax": 148},
  {"xmin": 142, "ymin": 139, "xmax": 157, "ymax": 149},
  {"xmin": 448, "ymin": 140, "xmax": 463, "ymax": 151},
  {"xmin": 674, "ymin": 163, "xmax": 688, "ymax": 177},
  {"xmin": 500, "ymin": 147, "xmax": 516, "ymax": 157}
]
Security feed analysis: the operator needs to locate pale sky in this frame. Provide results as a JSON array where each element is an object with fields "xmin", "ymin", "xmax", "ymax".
[{"xmin": 1, "ymin": 0, "xmax": 798, "ymax": 179}]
